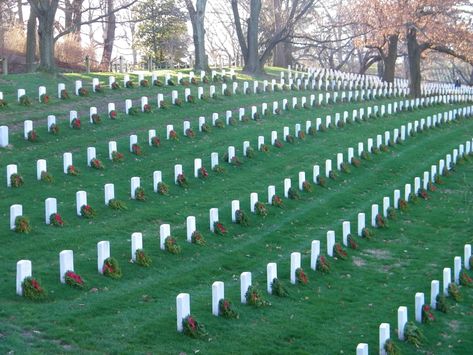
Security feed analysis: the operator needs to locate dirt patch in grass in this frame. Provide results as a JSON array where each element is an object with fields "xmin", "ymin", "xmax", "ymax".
[
  {"xmin": 362, "ymin": 249, "xmax": 392, "ymax": 259},
  {"xmin": 352, "ymin": 256, "xmax": 366, "ymax": 267}
]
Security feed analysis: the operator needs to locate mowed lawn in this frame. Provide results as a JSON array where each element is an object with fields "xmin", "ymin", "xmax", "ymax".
[{"xmin": 0, "ymin": 70, "xmax": 472, "ymax": 354}]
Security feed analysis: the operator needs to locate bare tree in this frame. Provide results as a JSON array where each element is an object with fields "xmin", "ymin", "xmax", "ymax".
[{"xmin": 184, "ymin": 0, "xmax": 208, "ymax": 71}]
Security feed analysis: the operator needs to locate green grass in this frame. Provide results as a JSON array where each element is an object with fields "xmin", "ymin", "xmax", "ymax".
[{"xmin": 1, "ymin": 70, "xmax": 472, "ymax": 354}]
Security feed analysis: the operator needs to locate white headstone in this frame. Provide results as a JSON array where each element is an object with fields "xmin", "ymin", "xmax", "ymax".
[
  {"xmin": 397, "ymin": 306, "xmax": 407, "ymax": 340},
  {"xmin": 176, "ymin": 293, "xmax": 190, "ymax": 332},
  {"xmin": 465, "ymin": 244, "xmax": 472, "ymax": 270},
  {"xmin": 97, "ymin": 241, "xmax": 110, "ymax": 274},
  {"xmin": 76, "ymin": 191, "xmax": 87, "ymax": 216},
  {"xmin": 240, "ymin": 272, "xmax": 252, "ymax": 303},
  {"xmin": 59, "ymin": 250, "xmax": 74, "ymax": 283},
  {"xmin": 131, "ymin": 232, "xmax": 143, "ymax": 261},
  {"xmin": 10, "ymin": 204, "xmax": 23, "ymax": 230},
  {"xmin": 209, "ymin": 208, "xmax": 219, "ymax": 232},
  {"xmin": 16, "ymin": 260, "xmax": 32, "ymax": 296},
  {"xmin": 379, "ymin": 323, "xmax": 390, "ymax": 355},
  {"xmin": 212, "ymin": 281, "xmax": 224, "ymax": 316},
  {"xmin": 357, "ymin": 213, "xmax": 365, "ymax": 236},
  {"xmin": 45, "ymin": 197, "xmax": 57, "ymax": 224},
  {"xmin": 290, "ymin": 252, "xmax": 301, "ymax": 284},
  {"xmin": 284, "ymin": 178, "xmax": 291, "ymax": 198},
  {"xmin": 104, "ymin": 183, "xmax": 115, "ymax": 205},
  {"xmin": 342, "ymin": 221, "xmax": 350, "ymax": 246},
  {"xmin": 159, "ymin": 224, "xmax": 171, "ymax": 250},
  {"xmin": 443, "ymin": 268, "xmax": 451, "ymax": 296},
  {"xmin": 415, "ymin": 292, "xmax": 424, "ymax": 323},
  {"xmin": 63, "ymin": 152, "xmax": 72, "ymax": 174},
  {"xmin": 0, "ymin": 126, "xmax": 8, "ymax": 147},
  {"xmin": 327, "ymin": 231, "xmax": 335, "ymax": 257},
  {"xmin": 130, "ymin": 177, "xmax": 140, "ymax": 199},
  {"xmin": 153, "ymin": 171, "xmax": 162, "ymax": 192},
  {"xmin": 454, "ymin": 256, "xmax": 461, "ymax": 284}
]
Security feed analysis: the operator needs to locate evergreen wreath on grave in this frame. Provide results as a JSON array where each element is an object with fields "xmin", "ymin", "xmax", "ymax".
[
  {"xmin": 135, "ymin": 187, "xmax": 146, "ymax": 201},
  {"xmin": 201, "ymin": 122, "xmax": 211, "ymax": 132},
  {"xmin": 112, "ymin": 151, "xmax": 124, "ymax": 162},
  {"xmin": 421, "ymin": 304, "xmax": 435, "ymax": 323},
  {"xmin": 298, "ymin": 131, "xmax": 306, "ymax": 140},
  {"xmin": 167, "ymin": 79, "xmax": 175, "ymax": 86},
  {"xmin": 434, "ymin": 175, "xmax": 444, "ymax": 185},
  {"xmin": 219, "ymin": 299, "xmax": 239, "ymax": 319},
  {"xmin": 19, "ymin": 95, "xmax": 31, "ymax": 106},
  {"xmin": 460, "ymin": 270, "xmax": 473, "ymax": 287},
  {"xmin": 102, "ymin": 257, "xmax": 122, "ymax": 279},
  {"xmin": 387, "ymin": 207, "xmax": 397, "ymax": 220},
  {"xmin": 65, "ymin": 271, "xmax": 85, "ymax": 289},
  {"xmin": 213, "ymin": 164, "xmax": 225, "ymax": 174},
  {"xmin": 230, "ymin": 156, "xmax": 242, "ymax": 166},
  {"xmin": 177, "ymin": 174, "xmax": 188, "ymax": 188},
  {"xmin": 49, "ymin": 123, "xmax": 59, "ymax": 135},
  {"xmin": 408, "ymin": 192, "xmax": 419, "ymax": 204},
  {"xmin": 288, "ymin": 187, "xmax": 300, "ymax": 200},
  {"xmin": 80, "ymin": 204, "xmax": 96, "ymax": 219},
  {"xmin": 191, "ymin": 77, "xmax": 198, "ymax": 85},
  {"xmin": 185, "ymin": 128, "xmax": 195, "ymax": 138},
  {"xmin": 153, "ymin": 79, "xmax": 162, "ymax": 86},
  {"xmin": 140, "ymin": 79, "xmax": 149, "ymax": 87},
  {"xmin": 341, "ymin": 162, "xmax": 351, "ymax": 174},
  {"xmin": 191, "ymin": 230, "xmax": 206, "ymax": 245},
  {"xmin": 285, "ymin": 134, "xmax": 295, "ymax": 144},
  {"xmin": 108, "ymin": 198, "xmax": 127, "ymax": 210},
  {"xmin": 308, "ymin": 126, "xmax": 317, "ymax": 136},
  {"xmin": 22, "ymin": 277, "xmax": 47, "ymax": 301},
  {"xmin": 361, "ymin": 151, "xmax": 370, "ymax": 160},
  {"xmin": 135, "ymin": 249, "xmax": 152, "ymax": 267},
  {"xmin": 241, "ymin": 114, "xmax": 250, "ymax": 122},
  {"xmin": 274, "ymin": 108, "xmax": 281, "ymax": 115},
  {"xmin": 253, "ymin": 112, "xmax": 261, "ymax": 120},
  {"xmin": 40, "ymin": 94, "xmax": 49, "ymax": 104},
  {"xmin": 187, "ymin": 95, "xmax": 195, "ymax": 103},
  {"xmin": 165, "ymin": 236, "xmax": 181, "ymax": 254},
  {"xmin": 380, "ymin": 144, "xmax": 389, "ymax": 152},
  {"xmin": 316, "ymin": 255, "xmax": 331, "ymax": 273},
  {"xmin": 60, "ymin": 89, "xmax": 70, "ymax": 99},
  {"xmin": 15, "ymin": 216, "xmax": 32, "ymax": 233},
  {"xmin": 169, "ymin": 130, "xmax": 179, "ymax": 141},
  {"xmin": 302, "ymin": 181, "xmax": 313, "ymax": 192},
  {"xmin": 71, "ymin": 118, "xmax": 81, "ymax": 129},
  {"xmin": 347, "ymin": 234, "xmax": 358, "ymax": 249},
  {"xmin": 10, "ymin": 173, "xmax": 24, "ymax": 187},
  {"xmin": 67, "ymin": 165, "xmax": 80, "ymax": 176},
  {"xmin": 111, "ymin": 82, "xmax": 120, "ymax": 89},
  {"xmin": 174, "ymin": 98, "xmax": 183, "ymax": 107},
  {"xmin": 384, "ymin": 339, "xmax": 400, "ymax": 355},
  {"xmin": 78, "ymin": 87, "xmax": 89, "ymax": 97},
  {"xmin": 49, "ymin": 213, "xmax": 64, "ymax": 227},
  {"xmin": 271, "ymin": 278, "xmax": 289, "ymax": 297},
  {"xmin": 182, "ymin": 315, "xmax": 207, "ymax": 338},
  {"xmin": 245, "ymin": 285, "xmax": 270, "ymax": 307},
  {"xmin": 317, "ymin": 176, "xmax": 327, "ymax": 187},
  {"xmin": 254, "ymin": 202, "xmax": 268, "ymax": 216},
  {"xmin": 150, "ymin": 136, "xmax": 161, "ymax": 147},
  {"xmin": 404, "ymin": 321, "xmax": 425, "ymax": 347},
  {"xmin": 0, "ymin": 98, "xmax": 8, "ymax": 107},
  {"xmin": 260, "ymin": 144, "xmax": 269, "ymax": 153},
  {"xmin": 198, "ymin": 167, "xmax": 209, "ymax": 179},
  {"xmin": 436, "ymin": 295, "xmax": 448, "ymax": 313},
  {"xmin": 362, "ymin": 227, "xmax": 373, "ymax": 239},
  {"xmin": 109, "ymin": 110, "xmax": 117, "ymax": 119},
  {"xmin": 319, "ymin": 123, "xmax": 327, "ymax": 132},
  {"xmin": 296, "ymin": 268, "xmax": 308, "ymax": 284},
  {"xmin": 27, "ymin": 130, "xmax": 38, "ymax": 142},
  {"xmin": 351, "ymin": 157, "xmax": 361, "ymax": 167},
  {"xmin": 132, "ymin": 143, "xmax": 142, "ymax": 155},
  {"xmin": 448, "ymin": 283, "xmax": 462, "ymax": 302},
  {"xmin": 158, "ymin": 182, "xmax": 169, "ymax": 195},
  {"xmin": 223, "ymin": 88, "xmax": 232, "ymax": 97},
  {"xmin": 274, "ymin": 139, "xmax": 283, "ymax": 148},
  {"xmin": 399, "ymin": 199, "xmax": 408, "ymax": 212},
  {"xmin": 272, "ymin": 195, "xmax": 284, "ymax": 208},
  {"xmin": 41, "ymin": 171, "xmax": 54, "ymax": 183},
  {"xmin": 214, "ymin": 222, "xmax": 227, "ymax": 236},
  {"xmin": 179, "ymin": 79, "xmax": 189, "ymax": 86},
  {"xmin": 91, "ymin": 114, "xmax": 101, "ymax": 124},
  {"xmin": 236, "ymin": 209, "xmax": 249, "ymax": 226},
  {"xmin": 427, "ymin": 182, "xmax": 437, "ymax": 192},
  {"xmin": 376, "ymin": 214, "xmax": 387, "ymax": 228},
  {"xmin": 90, "ymin": 158, "xmax": 104, "ymax": 170},
  {"xmin": 229, "ymin": 117, "xmax": 237, "ymax": 126},
  {"xmin": 333, "ymin": 243, "xmax": 348, "ymax": 260},
  {"xmin": 128, "ymin": 106, "xmax": 139, "ymax": 116},
  {"xmin": 126, "ymin": 80, "xmax": 134, "ymax": 88},
  {"xmin": 418, "ymin": 188, "xmax": 428, "ymax": 200},
  {"xmin": 215, "ymin": 118, "xmax": 225, "ymax": 128},
  {"xmin": 329, "ymin": 170, "xmax": 338, "ymax": 180},
  {"xmin": 246, "ymin": 146, "xmax": 255, "ymax": 158},
  {"xmin": 94, "ymin": 84, "xmax": 103, "ymax": 93}
]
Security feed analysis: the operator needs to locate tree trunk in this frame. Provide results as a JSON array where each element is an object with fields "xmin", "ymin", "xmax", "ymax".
[
  {"xmin": 25, "ymin": 9, "xmax": 37, "ymax": 73},
  {"xmin": 377, "ymin": 60, "xmax": 384, "ymax": 78},
  {"xmin": 100, "ymin": 0, "xmax": 116, "ymax": 69},
  {"xmin": 382, "ymin": 34, "xmax": 398, "ymax": 82},
  {"xmin": 17, "ymin": 0, "xmax": 24, "ymax": 24},
  {"xmin": 406, "ymin": 27, "xmax": 422, "ymax": 98},
  {"xmin": 243, "ymin": 0, "xmax": 262, "ymax": 75},
  {"xmin": 273, "ymin": 41, "xmax": 292, "ymax": 68},
  {"xmin": 37, "ymin": 17, "xmax": 56, "ymax": 71},
  {"xmin": 185, "ymin": 0, "xmax": 208, "ymax": 72}
]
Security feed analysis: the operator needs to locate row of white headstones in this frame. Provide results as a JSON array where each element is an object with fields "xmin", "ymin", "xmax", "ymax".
[
  {"xmin": 0, "ymin": 75, "xmax": 414, "ymax": 149},
  {"xmin": 358, "ymin": 243, "xmax": 472, "ymax": 355},
  {"xmin": 176, "ymin": 136, "xmax": 473, "ymax": 338},
  {"xmin": 3, "ymin": 91, "xmax": 472, "ymax": 193},
  {"xmin": 5, "ymin": 100, "xmax": 473, "ymax": 230}
]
